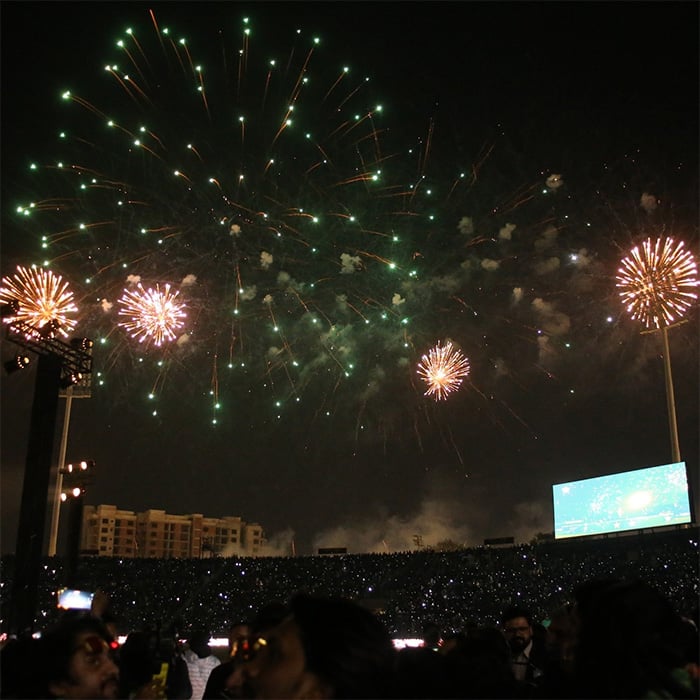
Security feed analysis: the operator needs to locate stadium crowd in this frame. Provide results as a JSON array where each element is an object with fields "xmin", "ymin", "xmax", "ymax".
[{"xmin": 0, "ymin": 527, "xmax": 698, "ymax": 698}]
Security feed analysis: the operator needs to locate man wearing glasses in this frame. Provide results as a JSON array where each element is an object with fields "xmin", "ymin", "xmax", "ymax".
[
  {"xmin": 42, "ymin": 614, "xmax": 121, "ymax": 699},
  {"xmin": 502, "ymin": 605, "xmax": 548, "ymax": 690}
]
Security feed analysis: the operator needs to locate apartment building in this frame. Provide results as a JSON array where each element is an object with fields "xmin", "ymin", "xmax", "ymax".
[{"xmin": 81, "ymin": 505, "xmax": 266, "ymax": 558}]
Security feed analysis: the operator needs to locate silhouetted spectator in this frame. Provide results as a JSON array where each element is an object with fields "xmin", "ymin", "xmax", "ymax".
[
  {"xmin": 184, "ymin": 630, "xmax": 221, "ymax": 700},
  {"xmin": 119, "ymin": 630, "xmax": 165, "ymax": 698},
  {"xmin": 395, "ymin": 646, "xmax": 454, "ymax": 698},
  {"xmin": 241, "ymin": 593, "xmax": 396, "ymax": 698},
  {"xmin": 445, "ymin": 625, "xmax": 524, "ymax": 698},
  {"xmin": 202, "ymin": 621, "xmax": 250, "ymax": 699},
  {"xmin": 573, "ymin": 578, "xmax": 698, "ymax": 698},
  {"xmin": 538, "ymin": 603, "xmax": 577, "ymax": 698},
  {"xmin": 216, "ymin": 602, "xmax": 290, "ymax": 699},
  {"xmin": 0, "ymin": 634, "xmax": 44, "ymax": 698},
  {"xmin": 422, "ymin": 621, "xmax": 442, "ymax": 651}
]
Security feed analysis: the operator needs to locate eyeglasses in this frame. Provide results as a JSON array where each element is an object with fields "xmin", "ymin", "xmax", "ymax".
[
  {"xmin": 231, "ymin": 636, "xmax": 267, "ymax": 662},
  {"xmin": 73, "ymin": 634, "xmax": 118, "ymax": 667},
  {"xmin": 504, "ymin": 625, "xmax": 531, "ymax": 634},
  {"xmin": 76, "ymin": 634, "xmax": 111, "ymax": 655}
]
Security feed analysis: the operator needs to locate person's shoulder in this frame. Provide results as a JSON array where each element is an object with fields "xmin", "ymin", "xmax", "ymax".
[{"xmin": 182, "ymin": 648, "xmax": 198, "ymax": 662}]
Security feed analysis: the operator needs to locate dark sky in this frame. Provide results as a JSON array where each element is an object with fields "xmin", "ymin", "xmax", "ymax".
[{"xmin": 1, "ymin": 1, "xmax": 698, "ymax": 556}]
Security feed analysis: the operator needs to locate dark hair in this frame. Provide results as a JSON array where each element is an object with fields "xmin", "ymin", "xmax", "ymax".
[
  {"xmin": 250, "ymin": 601, "xmax": 289, "ymax": 636},
  {"xmin": 119, "ymin": 630, "xmax": 158, "ymax": 696},
  {"xmin": 290, "ymin": 593, "xmax": 396, "ymax": 699},
  {"xmin": 395, "ymin": 647, "xmax": 453, "ymax": 698},
  {"xmin": 0, "ymin": 635, "xmax": 45, "ymax": 699},
  {"xmin": 445, "ymin": 626, "xmax": 520, "ymax": 699},
  {"xmin": 501, "ymin": 605, "xmax": 532, "ymax": 626},
  {"xmin": 38, "ymin": 614, "xmax": 114, "ymax": 692},
  {"xmin": 574, "ymin": 578, "xmax": 697, "ymax": 698},
  {"xmin": 187, "ymin": 629, "xmax": 211, "ymax": 658}
]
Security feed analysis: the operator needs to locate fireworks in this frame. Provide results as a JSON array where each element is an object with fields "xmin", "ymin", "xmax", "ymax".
[
  {"xmin": 118, "ymin": 283, "xmax": 186, "ymax": 347},
  {"xmin": 417, "ymin": 341, "xmax": 470, "ymax": 401},
  {"xmin": 4, "ymin": 7, "xmax": 635, "ymax": 440},
  {"xmin": 617, "ymin": 237, "xmax": 699, "ymax": 329},
  {"xmin": 0, "ymin": 265, "xmax": 78, "ymax": 337},
  {"xmin": 11, "ymin": 10, "xmax": 446, "ymax": 416}
]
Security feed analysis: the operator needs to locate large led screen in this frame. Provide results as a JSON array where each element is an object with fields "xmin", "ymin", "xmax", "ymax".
[{"xmin": 552, "ymin": 462, "xmax": 692, "ymax": 539}]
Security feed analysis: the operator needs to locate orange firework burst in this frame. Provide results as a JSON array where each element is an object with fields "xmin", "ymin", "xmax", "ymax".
[
  {"xmin": 617, "ymin": 237, "xmax": 699, "ymax": 329},
  {"xmin": 118, "ymin": 283, "xmax": 186, "ymax": 347},
  {"xmin": 417, "ymin": 340, "xmax": 470, "ymax": 400},
  {"xmin": 0, "ymin": 265, "xmax": 78, "ymax": 337}
]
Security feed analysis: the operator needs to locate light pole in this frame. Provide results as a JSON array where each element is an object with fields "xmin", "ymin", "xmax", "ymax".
[
  {"xmin": 48, "ymin": 374, "xmax": 93, "ymax": 557},
  {"xmin": 59, "ymin": 462, "xmax": 95, "ymax": 587},
  {"xmin": 616, "ymin": 236, "xmax": 698, "ymax": 464},
  {"xmin": 658, "ymin": 324, "xmax": 681, "ymax": 464},
  {"xmin": 51, "ymin": 460, "xmax": 96, "ymax": 560}
]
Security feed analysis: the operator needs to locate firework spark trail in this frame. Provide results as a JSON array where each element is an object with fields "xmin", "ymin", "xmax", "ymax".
[
  {"xmin": 117, "ymin": 282, "xmax": 186, "ymax": 347},
  {"xmin": 617, "ymin": 237, "xmax": 699, "ymax": 329},
  {"xmin": 0, "ymin": 265, "xmax": 79, "ymax": 337},
  {"xmin": 24, "ymin": 13, "xmax": 448, "ymax": 422},
  {"xmin": 4, "ymin": 7, "xmax": 632, "ymax": 447},
  {"xmin": 417, "ymin": 341, "xmax": 471, "ymax": 401}
]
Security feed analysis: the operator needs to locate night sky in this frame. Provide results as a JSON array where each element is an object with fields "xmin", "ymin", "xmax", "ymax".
[{"xmin": 2, "ymin": 1, "xmax": 698, "ymax": 556}]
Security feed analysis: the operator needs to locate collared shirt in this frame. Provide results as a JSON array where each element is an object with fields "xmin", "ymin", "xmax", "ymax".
[{"xmin": 511, "ymin": 639, "xmax": 534, "ymax": 682}]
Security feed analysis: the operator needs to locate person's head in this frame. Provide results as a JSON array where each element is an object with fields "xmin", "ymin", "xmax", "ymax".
[
  {"xmin": 546, "ymin": 603, "xmax": 576, "ymax": 668},
  {"xmin": 1, "ymin": 634, "xmax": 44, "ymax": 698},
  {"xmin": 445, "ymin": 626, "xmax": 519, "ymax": 698},
  {"xmin": 228, "ymin": 622, "xmax": 252, "ymax": 657},
  {"xmin": 574, "ymin": 578, "xmax": 698, "ymax": 698},
  {"xmin": 439, "ymin": 632, "xmax": 467, "ymax": 656},
  {"xmin": 422, "ymin": 621, "xmax": 442, "ymax": 651},
  {"xmin": 188, "ymin": 629, "xmax": 212, "ymax": 658},
  {"xmin": 41, "ymin": 614, "xmax": 119, "ymax": 699},
  {"xmin": 119, "ymin": 630, "xmax": 158, "ymax": 696},
  {"xmin": 221, "ymin": 603, "xmax": 291, "ymax": 699},
  {"xmin": 502, "ymin": 606, "xmax": 534, "ymax": 654},
  {"xmin": 395, "ymin": 647, "xmax": 453, "ymax": 698},
  {"xmin": 241, "ymin": 593, "xmax": 396, "ymax": 699}
]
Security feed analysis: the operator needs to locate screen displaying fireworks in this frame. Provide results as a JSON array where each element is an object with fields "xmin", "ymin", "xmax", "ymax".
[
  {"xmin": 617, "ymin": 237, "xmax": 699, "ymax": 330},
  {"xmin": 417, "ymin": 341, "xmax": 470, "ymax": 401}
]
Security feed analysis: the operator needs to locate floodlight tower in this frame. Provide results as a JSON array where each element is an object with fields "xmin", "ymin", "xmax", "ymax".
[{"xmin": 4, "ymin": 319, "xmax": 93, "ymax": 633}]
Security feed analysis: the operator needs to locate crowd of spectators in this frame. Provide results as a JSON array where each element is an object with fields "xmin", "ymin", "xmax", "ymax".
[
  {"xmin": 1, "ymin": 527, "xmax": 698, "ymax": 698},
  {"xmin": 1, "ymin": 526, "xmax": 697, "ymax": 639}
]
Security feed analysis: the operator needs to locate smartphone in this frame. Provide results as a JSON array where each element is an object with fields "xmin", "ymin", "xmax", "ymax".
[{"xmin": 57, "ymin": 588, "xmax": 94, "ymax": 610}]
